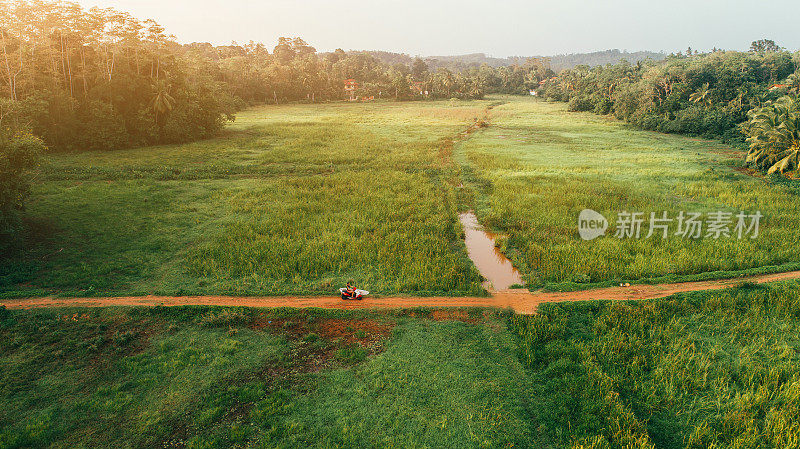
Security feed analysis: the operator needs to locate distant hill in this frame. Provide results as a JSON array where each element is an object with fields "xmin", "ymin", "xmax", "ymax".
[
  {"xmin": 424, "ymin": 53, "xmax": 517, "ymax": 68},
  {"xmin": 349, "ymin": 49, "xmax": 666, "ymax": 72},
  {"xmin": 543, "ymin": 50, "xmax": 666, "ymax": 71}
]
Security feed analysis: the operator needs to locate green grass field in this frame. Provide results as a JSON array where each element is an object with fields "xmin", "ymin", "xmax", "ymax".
[
  {"xmin": 4, "ymin": 96, "xmax": 800, "ymax": 297},
  {"xmin": 509, "ymin": 280, "xmax": 800, "ymax": 449},
  {"xmin": 458, "ymin": 97, "xmax": 800, "ymax": 289},
  {"xmin": 0, "ymin": 306, "xmax": 531, "ymax": 448},
  {"xmin": 2, "ymin": 281, "xmax": 800, "ymax": 448},
  {"xmin": 1, "ymin": 101, "xmax": 491, "ymax": 298},
  {"xmin": 4, "ymin": 96, "xmax": 800, "ymax": 298},
  {"xmin": 4, "ymin": 97, "xmax": 800, "ymax": 448}
]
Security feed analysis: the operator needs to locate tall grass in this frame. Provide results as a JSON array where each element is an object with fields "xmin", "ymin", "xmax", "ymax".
[
  {"xmin": 458, "ymin": 96, "xmax": 800, "ymax": 289},
  {"xmin": 0, "ymin": 307, "xmax": 282, "ymax": 448},
  {"xmin": 1, "ymin": 101, "xmax": 489, "ymax": 297},
  {"xmin": 508, "ymin": 281, "xmax": 800, "ymax": 448},
  {"xmin": 0, "ymin": 306, "xmax": 532, "ymax": 448},
  {"xmin": 276, "ymin": 317, "xmax": 533, "ymax": 448}
]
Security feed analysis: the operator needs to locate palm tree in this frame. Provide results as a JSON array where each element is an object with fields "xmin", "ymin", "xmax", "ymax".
[
  {"xmin": 440, "ymin": 70, "xmax": 455, "ymax": 97},
  {"xmin": 150, "ymin": 79, "xmax": 175, "ymax": 134},
  {"xmin": 689, "ymin": 83, "xmax": 712, "ymax": 106},
  {"xmin": 786, "ymin": 73, "xmax": 800, "ymax": 96},
  {"xmin": 744, "ymin": 96, "xmax": 800, "ymax": 174}
]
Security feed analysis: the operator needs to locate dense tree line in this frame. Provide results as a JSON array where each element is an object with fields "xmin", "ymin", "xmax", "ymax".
[
  {"xmin": 362, "ymin": 50, "xmax": 665, "ymax": 73},
  {"xmin": 201, "ymin": 42, "xmax": 554, "ymax": 103},
  {"xmin": 0, "ymin": 0, "xmax": 556, "ymax": 155},
  {"xmin": 538, "ymin": 45, "xmax": 799, "ymax": 147},
  {"xmin": 0, "ymin": 0, "xmax": 237, "ymax": 152}
]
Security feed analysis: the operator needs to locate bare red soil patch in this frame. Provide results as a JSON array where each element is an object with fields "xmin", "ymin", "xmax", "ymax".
[{"xmin": 254, "ymin": 315, "xmax": 393, "ymax": 352}]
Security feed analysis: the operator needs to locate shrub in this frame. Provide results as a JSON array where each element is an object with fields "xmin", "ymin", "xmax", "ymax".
[
  {"xmin": 568, "ymin": 96, "xmax": 595, "ymax": 112},
  {"xmin": 0, "ymin": 305, "xmax": 10, "ymax": 324},
  {"xmin": 0, "ymin": 135, "xmax": 44, "ymax": 237},
  {"xmin": 197, "ymin": 309, "xmax": 251, "ymax": 327},
  {"xmin": 113, "ymin": 330, "xmax": 138, "ymax": 347},
  {"xmin": 593, "ymin": 98, "xmax": 613, "ymax": 115},
  {"xmin": 334, "ymin": 343, "xmax": 368, "ymax": 364},
  {"xmin": 75, "ymin": 101, "xmax": 129, "ymax": 151}
]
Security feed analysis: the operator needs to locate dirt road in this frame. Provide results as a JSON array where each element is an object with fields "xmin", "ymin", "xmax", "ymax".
[{"xmin": 3, "ymin": 270, "xmax": 800, "ymax": 314}]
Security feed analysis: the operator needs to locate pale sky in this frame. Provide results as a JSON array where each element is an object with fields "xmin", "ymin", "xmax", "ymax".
[{"xmin": 77, "ymin": 0, "xmax": 800, "ymax": 57}]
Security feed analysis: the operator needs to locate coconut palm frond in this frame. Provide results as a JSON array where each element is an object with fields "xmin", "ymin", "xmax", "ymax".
[{"xmin": 742, "ymin": 95, "xmax": 800, "ymax": 175}]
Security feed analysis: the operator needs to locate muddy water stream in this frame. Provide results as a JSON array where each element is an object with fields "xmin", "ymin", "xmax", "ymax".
[{"xmin": 459, "ymin": 212, "xmax": 523, "ymax": 291}]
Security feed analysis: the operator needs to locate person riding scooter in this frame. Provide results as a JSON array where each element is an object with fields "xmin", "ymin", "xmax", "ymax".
[{"xmin": 339, "ymin": 281, "xmax": 368, "ymax": 300}]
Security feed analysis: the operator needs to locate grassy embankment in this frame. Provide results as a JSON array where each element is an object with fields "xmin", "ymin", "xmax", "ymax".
[{"xmin": 457, "ymin": 96, "xmax": 800, "ymax": 290}]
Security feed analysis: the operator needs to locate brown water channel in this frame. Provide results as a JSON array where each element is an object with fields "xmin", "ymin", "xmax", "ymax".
[{"xmin": 459, "ymin": 211, "xmax": 523, "ymax": 291}]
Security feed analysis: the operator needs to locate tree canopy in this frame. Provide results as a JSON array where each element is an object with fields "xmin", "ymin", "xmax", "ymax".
[
  {"xmin": 538, "ymin": 48, "xmax": 798, "ymax": 144},
  {"xmin": 0, "ymin": 0, "xmax": 558, "ymax": 153}
]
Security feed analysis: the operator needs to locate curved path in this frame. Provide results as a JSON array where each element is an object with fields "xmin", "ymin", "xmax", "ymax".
[{"xmin": 3, "ymin": 270, "xmax": 800, "ymax": 314}]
